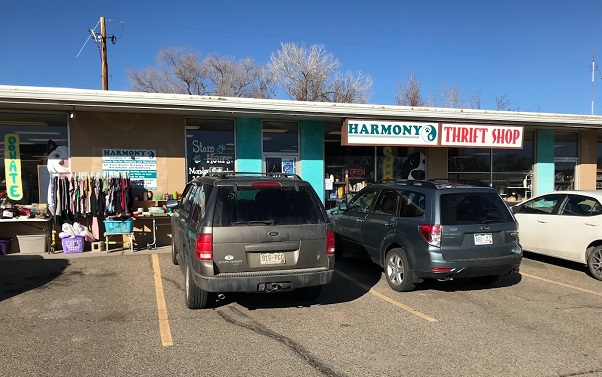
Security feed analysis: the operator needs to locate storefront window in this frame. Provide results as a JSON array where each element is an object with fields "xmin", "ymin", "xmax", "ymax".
[
  {"xmin": 554, "ymin": 131, "xmax": 578, "ymax": 191},
  {"xmin": 324, "ymin": 143, "xmax": 375, "ymax": 208},
  {"xmin": 596, "ymin": 135, "xmax": 602, "ymax": 189},
  {"xmin": 448, "ymin": 130, "xmax": 534, "ymax": 202},
  {"xmin": 186, "ymin": 118, "xmax": 235, "ymax": 181},
  {"xmin": 262, "ymin": 121, "xmax": 298, "ymax": 154},
  {"xmin": 376, "ymin": 147, "xmax": 426, "ymax": 181},
  {"xmin": 0, "ymin": 113, "xmax": 68, "ymax": 205}
]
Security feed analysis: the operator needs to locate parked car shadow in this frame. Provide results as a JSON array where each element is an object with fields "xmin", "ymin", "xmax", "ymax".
[
  {"xmin": 522, "ymin": 251, "xmax": 593, "ymax": 278},
  {"xmin": 415, "ymin": 272, "xmax": 522, "ymax": 292},
  {"xmin": 0, "ymin": 255, "xmax": 69, "ymax": 302},
  {"xmin": 200, "ymin": 251, "xmax": 523, "ymax": 310},
  {"xmin": 336, "ymin": 252, "xmax": 523, "ymax": 293},
  {"xmin": 212, "ymin": 255, "xmax": 382, "ymax": 310}
]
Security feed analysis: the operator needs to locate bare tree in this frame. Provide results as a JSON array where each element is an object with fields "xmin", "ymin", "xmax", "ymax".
[
  {"xmin": 395, "ymin": 70, "xmax": 424, "ymax": 106},
  {"xmin": 495, "ymin": 95, "xmax": 511, "ymax": 111},
  {"xmin": 328, "ymin": 71, "xmax": 373, "ymax": 103},
  {"xmin": 204, "ymin": 55, "xmax": 273, "ymax": 98},
  {"xmin": 468, "ymin": 90, "xmax": 482, "ymax": 109},
  {"xmin": 438, "ymin": 84, "xmax": 462, "ymax": 108},
  {"xmin": 127, "ymin": 47, "xmax": 273, "ymax": 98},
  {"xmin": 268, "ymin": 42, "xmax": 372, "ymax": 103}
]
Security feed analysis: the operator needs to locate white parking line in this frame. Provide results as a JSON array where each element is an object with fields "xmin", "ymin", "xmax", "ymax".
[
  {"xmin": 335, "ymin": 270, "xmax": 438, "ymax": 322},
  {"xmin": 152, "ymin": 254, "xmax": 173, "ymax": 346},
  {"xmin": 521, "ymin": 272, "xmax": 602, "ymax": 297}
]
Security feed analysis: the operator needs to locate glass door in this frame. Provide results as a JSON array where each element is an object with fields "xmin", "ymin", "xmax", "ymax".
[
  {"xmin": 554, "ymin": 157, "xmax": 578, "ymax": 191},
  {"xmin": 264, "ymin": 155, "xmax": 297, "ymax": 174}
]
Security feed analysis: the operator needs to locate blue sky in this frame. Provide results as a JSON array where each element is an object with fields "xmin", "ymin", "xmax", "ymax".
[{"xmin": 1, "ymin": 0, "xmax": 601, "ymax": 115}]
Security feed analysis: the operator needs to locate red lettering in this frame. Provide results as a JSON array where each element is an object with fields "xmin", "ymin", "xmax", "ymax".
[
  {"xmin": 513, "ymin": 129, "xmax": 520, "ymax": 144},
  {"xmin": 492, "ymin": 129, "xmax": 503, "ymax": 144}
]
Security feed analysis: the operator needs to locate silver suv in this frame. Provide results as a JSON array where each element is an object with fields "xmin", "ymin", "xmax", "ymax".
[
  {"xmin": 167, "ymin": 172, "xmax": 335, "ymax": 309},
  {"xmin": 329, "ymin": 179, "xmax": 522, "ymax": 292}
]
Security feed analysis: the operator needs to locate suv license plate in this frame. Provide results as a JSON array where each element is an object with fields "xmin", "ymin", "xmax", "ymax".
[
  {"xmin": 260, "ymin": 252, "xmax": 286, "ymax": 265},
  {"xmin": 474, "ymin": 233, "xmax": 493, "ymax": 245}
]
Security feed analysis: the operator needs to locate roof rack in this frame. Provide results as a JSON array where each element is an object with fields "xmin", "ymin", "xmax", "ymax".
[
  {"xmin": 428, "ymin": 178, "xmax": 491, "ymax": 188},
  {"xmin": 374, "ymin": 179, "xmax": 438, "ymax": 188},
  {"xmin": 205, "ymin": 171, "xmax": 302, "ymax": 180}
]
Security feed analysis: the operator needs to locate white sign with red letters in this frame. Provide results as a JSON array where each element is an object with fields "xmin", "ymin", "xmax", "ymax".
[{"xmin": 440, "ymin": 123, "xmax": 523, "ymax": 149}]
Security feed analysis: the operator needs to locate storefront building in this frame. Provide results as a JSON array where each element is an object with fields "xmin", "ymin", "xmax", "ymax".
[{"xmin": 1, "ymin": 85, "xmax": 602, "ymax": 252}]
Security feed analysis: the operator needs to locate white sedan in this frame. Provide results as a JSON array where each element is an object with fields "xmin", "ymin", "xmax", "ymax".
[{"xmin": 511, "ymin": 190, "xmax": 602, "ymax": 280}]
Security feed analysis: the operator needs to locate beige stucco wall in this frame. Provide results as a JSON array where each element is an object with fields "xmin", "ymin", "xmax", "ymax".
[
  {"xmin": 426, "ymin": 147, "xmax": 447, "ymax": 179},
  {"xmin": 68, "ymin": 111, "xmax": 187, "ymax": 196},
  {"xmin": 579, "ymin": 129, "xmax": 598, "ymax": 190}
]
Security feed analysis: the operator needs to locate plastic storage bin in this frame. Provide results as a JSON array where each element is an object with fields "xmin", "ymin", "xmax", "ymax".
[
  {"xmin": 16, "ymin": 234, "xmax": 47, "ymax": 253},
  {"xmin": 0, "ymin": 238, "xmax": 11, "ymax": 255},
  {"xmin": 104, "ymin": 219, "xmax": 134, "ymax": 233},
  {"xmin": 62, "ymin": 236, "xmax": 84, "ymax": 254}
]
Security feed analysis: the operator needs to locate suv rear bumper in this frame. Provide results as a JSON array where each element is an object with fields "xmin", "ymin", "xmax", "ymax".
[
  {"xmin": 414, "ymin": 258, "xmax": 522, "ymax": 280},
  {"xmin": 192, "ymin": 268, "xmax": 334, "ymax": 293}
]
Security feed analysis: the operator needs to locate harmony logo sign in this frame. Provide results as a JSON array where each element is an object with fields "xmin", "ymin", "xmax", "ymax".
[{"xmin": 342, "ymin": 119, "xmax": 439, "ymax": 146}]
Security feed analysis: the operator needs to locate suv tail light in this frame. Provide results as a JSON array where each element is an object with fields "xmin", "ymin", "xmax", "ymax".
[
  {"xmin": 419, "ymin": 224, "xmax": 441, "ymax": 247},
  {"xmin": 195, "ymin": 234, "xmax": 213, "ymax": 260},
  {"xmin": 326, "ymin": 230, "xmax": 335, "ymax": 255}
]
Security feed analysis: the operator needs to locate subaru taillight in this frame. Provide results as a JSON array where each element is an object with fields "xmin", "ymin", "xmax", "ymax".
[
  {"xmin": 195, "ymin": 234, "xmax": 213, "ymax": 260},
  {"xmin": 326, "ymin": 230, "xmax": 335, "ymax": 255},
  {"xmin": 419, "ymin": 224, "xmax": 441, "ymax": 247}
]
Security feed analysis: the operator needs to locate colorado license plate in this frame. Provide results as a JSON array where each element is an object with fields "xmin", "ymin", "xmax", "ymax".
[
  {"xmin": 474, "ymin": 233, "xmax": 493, "ymax": 245},
  {"xmin": 260, "ymin": 252, "xmax": 286, "ymax": 265}
]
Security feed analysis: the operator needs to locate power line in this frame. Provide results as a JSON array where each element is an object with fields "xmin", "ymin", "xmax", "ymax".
[{"xmin": 76, "ymin": 17, "xmax": 122, "ymax": 90}]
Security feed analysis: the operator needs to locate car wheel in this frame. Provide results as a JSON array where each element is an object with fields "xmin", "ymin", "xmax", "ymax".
[
  {"xmin": 171, "ymin": 240, "xmax": 178, "ymax": 265},
  {"xmin": 185, "ymin": 264, "xmax": 209, "ymax": 309},
  {"xmin": 296, "ymin": 285, "xmax": 322, "ymax": 300},
  {"xmin": 471, "ymin": 275, "xmax": 501, "ymax": 285},
  {"xmin": 587, "ymin": 246, "xmax": 602, "ymax": 281},
  {"xmin": 385, "ymin": 248, "xmax": 416, "ymax": 292}
]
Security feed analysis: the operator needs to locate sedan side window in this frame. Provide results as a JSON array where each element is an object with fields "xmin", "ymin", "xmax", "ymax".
[
  {"xmin": 189, "ymin": 184, "xmax": 207, "ymax": 227},
  {"xmin": 515, "ymin": 194, "xmax": 565, "ymax": 215},
  {"xmin": 373, "ymin": 190, "xmax": 400, "ymax": 216},
  {"xmin": 348, "ymin": 190, "xmax": 378, "ymax": 213},
  {"xmin": 181, "ymin": 185, "xmax": 198, "ymax": 214},
  {"xmin": 559, "ymin": 195, "xmax": 599, "ymax": 217},
  {"xmin": 400, "ymin": 191, "xmax": 425, "ymax": 218}
]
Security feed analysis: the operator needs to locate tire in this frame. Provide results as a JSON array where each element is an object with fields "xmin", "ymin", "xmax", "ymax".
[
  {"xmin": 385, "ymin": 248, "xmax": 416, "ymax": 292},
  {"xmin": 471, "ymin": 275, "xmax": 501, "ymax": 285},
  {"xmin": 171, "ymin": 240, "xmax": 178, "ymax": 265},
  {"xmin": 587, "ymin": 246, "xmax": 602, "ymax": 281},
  {"xmin": 185, "ymin": 264, "xmax": 209, "ymax": 309},
  {"xmin": 296, "ymin": 285, "xmax": 322, "ymax": 300}
]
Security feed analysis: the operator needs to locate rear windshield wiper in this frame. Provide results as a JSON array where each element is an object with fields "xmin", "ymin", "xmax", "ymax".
[
  {"xmin": 480, "ymin": 219, "xmax": 506, "ymax": 224},
  {"xmin": 231, "ymin": 220, "xmax": 275, "ymax": 225}
]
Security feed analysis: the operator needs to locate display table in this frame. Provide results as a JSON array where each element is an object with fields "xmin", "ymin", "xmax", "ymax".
[
  {"xmin": 134, "ymin": 215, "xmax": 171, "ymax": 250},
  {"xmin": 104, "ymin": 232, "xmax": 134, "ymax": 254},
  {"xmin": 0, "ymin": 217, "xmax": 53, "ymax": 253}
]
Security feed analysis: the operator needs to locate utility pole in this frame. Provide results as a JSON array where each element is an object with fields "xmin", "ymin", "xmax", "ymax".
[{"xmin": 100, "ymin": 16, "xmax": 109, "ymax": 90}]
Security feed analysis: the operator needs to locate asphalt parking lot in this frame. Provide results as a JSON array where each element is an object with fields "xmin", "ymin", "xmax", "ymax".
[{"xmin": 0, "ymin": 248, "xmax": 601, "ymax": 377}]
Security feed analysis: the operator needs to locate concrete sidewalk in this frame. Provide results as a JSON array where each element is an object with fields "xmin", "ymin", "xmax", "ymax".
[{"xmin": 0, "ymin": 245, "xmax": 171, "ymax": 260}]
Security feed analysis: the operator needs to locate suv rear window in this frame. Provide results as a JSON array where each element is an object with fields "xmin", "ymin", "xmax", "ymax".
[
  {"xmin": 213, "ymin": 186, "xmax": 325, "ymax": 226},
  {"xmin": 440, "ymin": 192, "xmax": 514, "ymax": 225}
]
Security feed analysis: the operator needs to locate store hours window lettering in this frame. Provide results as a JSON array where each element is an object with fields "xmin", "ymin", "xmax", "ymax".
[{"xmin": 186, "ymin": 119, "xmax": 235, "ymax": 180}]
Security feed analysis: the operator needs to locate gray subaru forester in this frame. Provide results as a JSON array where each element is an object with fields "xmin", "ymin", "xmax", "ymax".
[
  {"xmin": 329, "ymin": 179, "xmax": 522, "ymax": 292},
  {"xmin": 167, "ymin": 172, "xmax": 335, "ymax": 309}
]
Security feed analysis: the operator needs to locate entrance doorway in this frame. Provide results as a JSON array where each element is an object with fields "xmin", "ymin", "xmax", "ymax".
[
  {"xmin": 264, "ymin": 155, "xmax": 297, "ymax": 174},
  {"xmin": 554, "ymin": 157, "xmax": 578, "ymax": 191}
]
